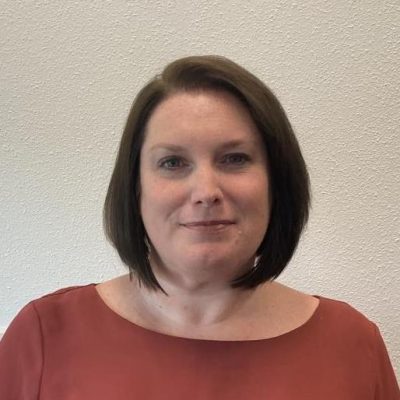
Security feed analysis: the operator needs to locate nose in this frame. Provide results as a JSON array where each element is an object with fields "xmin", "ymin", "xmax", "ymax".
[{"xmin": 190, "ymin": 165, "xmax": 223, "ymax": 207}]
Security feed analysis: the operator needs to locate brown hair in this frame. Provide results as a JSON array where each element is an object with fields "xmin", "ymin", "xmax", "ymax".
[{"xmin": 103, "ymin": 55, "xmax": 310, "ymax": 291}]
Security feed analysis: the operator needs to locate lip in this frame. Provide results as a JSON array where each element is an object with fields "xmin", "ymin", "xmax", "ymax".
[
  {"xmin": 181, "ymin": 220, "xmax": 235, "ymax": 232},
  {"xmin": 183, "ymin": 220, "xmax": 234, "ymax": 226}
]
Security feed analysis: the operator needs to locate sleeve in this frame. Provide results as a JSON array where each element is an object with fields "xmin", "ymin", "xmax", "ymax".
[
  {"xmin": 372, "ymin": 323, "xmax": 400, "ymax": 399},
  {"xmin": 0, "ymin": 302, "xmax": 43, "ymax": 400}
]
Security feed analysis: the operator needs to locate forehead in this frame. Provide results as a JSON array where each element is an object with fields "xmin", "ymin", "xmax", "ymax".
[{"xmin": 143, "ymin": 90, "xmax": 262, "ymax": 149}]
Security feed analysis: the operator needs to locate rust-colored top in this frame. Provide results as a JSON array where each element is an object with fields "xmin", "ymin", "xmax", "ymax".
[{"xmin": 0, "ymin": 284, "xmax": 399, "ymax": 399}]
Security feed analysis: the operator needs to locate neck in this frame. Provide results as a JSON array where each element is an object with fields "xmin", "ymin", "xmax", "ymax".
[{"xmin": 131, "ymin": 271, "xmax": 268, "ymax": 329}]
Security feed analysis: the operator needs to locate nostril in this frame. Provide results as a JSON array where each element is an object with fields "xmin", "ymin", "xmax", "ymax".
[
  {"xmin": 201, "ymin": 197, "xmax": 219, "ymax": 206},
  {"xmin": 191, "ymin": 187, "xmax": 223, "ymax": 206}
]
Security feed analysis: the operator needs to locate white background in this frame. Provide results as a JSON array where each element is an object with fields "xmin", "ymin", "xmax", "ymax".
[{"xmin": 1, "ymin": 0, "xmax": 399, "ymax": 378}]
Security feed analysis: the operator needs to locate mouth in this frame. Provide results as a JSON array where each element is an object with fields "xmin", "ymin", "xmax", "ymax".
[{"xmin": 181, "ymin": 220, "xmax": 235, "ymax": 232}]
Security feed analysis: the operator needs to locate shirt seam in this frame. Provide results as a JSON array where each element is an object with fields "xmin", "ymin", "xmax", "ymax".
[
  {"xmin": 31, "ymin": 301, "xmax": 45, "ymax": 400},
  {"xmin": 372, "ymin": 322, "xmax": 379, "ymax": 400},
  {"xmin": 38, "ymin": 284, "xmax": 92, "ymax": 301}
]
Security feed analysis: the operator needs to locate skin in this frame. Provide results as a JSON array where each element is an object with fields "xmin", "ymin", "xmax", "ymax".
[
  {"xmin": 96, "ymin": 90, "xmax": 319, "ymax": 339},
  {"xmin": 139, "ymin": 90, "xmax": 270, "ymax": 293}
]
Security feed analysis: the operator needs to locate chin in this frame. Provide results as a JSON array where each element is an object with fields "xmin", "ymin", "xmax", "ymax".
[{"xmin": 183, "ymin": 248, "xmax": 252, "ymax": 272}]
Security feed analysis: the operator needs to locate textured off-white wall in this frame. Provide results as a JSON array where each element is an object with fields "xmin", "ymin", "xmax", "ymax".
[{"xmin": 1, "ymin": 0, "xmax": 399, "ymax": 377}]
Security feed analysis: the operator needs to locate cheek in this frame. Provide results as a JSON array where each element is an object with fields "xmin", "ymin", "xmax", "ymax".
[
  {"xmin": 239, "ymin": 181, "xmax": 271, "ymax": 232},
  {"xmin": 140, "ymin": 177, "xmax": 185, "ymax": 225},
  {"xmin": 239, "ymin": 175, "xmax": 270, "ymax": 208}
]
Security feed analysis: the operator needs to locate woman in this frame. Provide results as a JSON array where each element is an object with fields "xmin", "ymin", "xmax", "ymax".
[{"xmin": 0, "ymin": 55, "xmax": 398, "ymax": 399}]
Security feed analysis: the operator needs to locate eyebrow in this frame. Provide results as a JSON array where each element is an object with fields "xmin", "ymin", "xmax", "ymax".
[{"xmin": 149, "ymin": 139, "xmax": 256, "ymax": 152}]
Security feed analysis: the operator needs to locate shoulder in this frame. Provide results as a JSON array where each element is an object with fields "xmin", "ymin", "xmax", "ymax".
[
  {"xmin": 316, "ymin": 296, "xmax": 400, "ymax": 397},
  {"xmin": 2, "ymin": 284, "xmax": 98, "ymax": 338},
  {"xmin": 4, "ymin": 285, "xmax": 96, "ymax": 327},
  {"xmin": 269, "ymin": 283, "xmax": 377, "ymax": 344},
  {"xmin": 30, "ymin": 284, "xmax": 98, "ymax": 324},
  {"xmin": 317, "ymin": 296, "xmax": 375, "ymax": 333},
  {"xmin": 313, "ymin": 296, "xmax": 379, "ymax": 358},
  {"xmin": 0, "ymin": 284, "xmax": 98, "ymax": 397},
  {"xmin": 1, "ymin": 284, "xmax": 101, "ymax": 359},
  {"xmin": 32, "ymin": 284, "xmax": 96, "ymax": 307}
]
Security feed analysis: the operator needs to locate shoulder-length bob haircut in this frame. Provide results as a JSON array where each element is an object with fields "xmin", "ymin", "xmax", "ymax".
[{"xmin": 104, "ymin": 55, "xmax": 310, "ymax": 292}]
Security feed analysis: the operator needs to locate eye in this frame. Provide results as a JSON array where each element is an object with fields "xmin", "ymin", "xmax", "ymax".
[
  {"xmin": 158, "ymin": 156, "xmax": 186, "ymax": 170},
  {"xmin": 222, "ymin": 153, "xmax": 251, "ymax": 166}
]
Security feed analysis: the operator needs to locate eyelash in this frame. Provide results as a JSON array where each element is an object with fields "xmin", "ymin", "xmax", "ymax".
[
  {"xmin": 158, "ymin": 157, "xmax": 186, "ymax": 170},
  {"xmin": 158, "ymin": 153, "xmax": 251, "ymax": 170},
  {"xmin": 222, "ymin": 153, "xmax": 251, "ymax": 165}
]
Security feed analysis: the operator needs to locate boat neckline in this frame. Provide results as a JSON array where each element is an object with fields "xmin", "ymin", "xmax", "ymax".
[{"xmin": 87, "ymin": 283, "xmax": 325, "ymax": 343}]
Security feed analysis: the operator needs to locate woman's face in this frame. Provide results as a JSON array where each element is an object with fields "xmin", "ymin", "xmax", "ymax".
[{"xmin": 139, "ymin": 90, "xmax": 270, "ymax": 285}]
